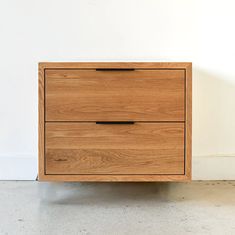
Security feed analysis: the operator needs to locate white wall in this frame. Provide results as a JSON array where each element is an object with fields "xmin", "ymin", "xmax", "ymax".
[{"xmin": 0, "ymin": 0, "xmax": 235, "ymax": 180}]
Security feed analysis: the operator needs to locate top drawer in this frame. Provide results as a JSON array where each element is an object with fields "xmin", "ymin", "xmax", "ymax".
[{"xmin": 45, "ymin": 69, "xmax": 185, "ymax": 121}]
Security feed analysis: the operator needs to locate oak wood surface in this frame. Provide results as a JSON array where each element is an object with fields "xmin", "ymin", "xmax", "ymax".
[
  {"xmin": 39, "ymin": 174, "xmax": 190, "ymax": 182},
  {"xmin": 38, "ymin": 62, "xmax": 192, "ymax": 182},
  {"xmin": 45, "ymin": 69, "xmax": 185, "ymax": 121},
  {"xmin": 38, "ymin": 64, "xmax": 45, "ymax": 178},
  {"xmin": 39, "ymin": 62, "xmax": 191, "ymax": 69},
  {"xmin": 185, "ymin": 64, "xmax": 192, "ymax": 179},
  {"xmin": 45, "ymin": 122, "xmax": 184, "ymax": 175}
]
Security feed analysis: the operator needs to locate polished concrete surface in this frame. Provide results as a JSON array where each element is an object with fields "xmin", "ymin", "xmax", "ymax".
[{"xmin": 0, "ymin": 181, "xmax": 235, "ymax": 235}]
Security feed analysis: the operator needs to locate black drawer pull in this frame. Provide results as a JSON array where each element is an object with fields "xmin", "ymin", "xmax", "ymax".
[
  {"xmin": 96, "ymin": 68, "xmax": 135, "ymax": 71},
  {"xmin": 96, "ymin": 121, "xmax": 135, "ymax": 125}
]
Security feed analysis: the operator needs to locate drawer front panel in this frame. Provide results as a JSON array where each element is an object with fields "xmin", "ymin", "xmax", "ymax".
[
  {"xmin": 45, "ymin": 123, "xmax": 185, "ymax": 175},
  {"xmin": 45, "ymin": 69, "xmax": 185, "ymax": 121}
]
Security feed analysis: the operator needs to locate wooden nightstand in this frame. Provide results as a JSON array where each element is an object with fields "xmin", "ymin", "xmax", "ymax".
[{"xmin": 39, "ymin": 62, "xmax": 192, "ymax": 181}]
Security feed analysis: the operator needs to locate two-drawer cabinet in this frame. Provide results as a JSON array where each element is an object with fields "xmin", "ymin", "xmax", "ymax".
[{"xmin": 38, "ymin": 62, "xmax": 192, "ymax": 181}]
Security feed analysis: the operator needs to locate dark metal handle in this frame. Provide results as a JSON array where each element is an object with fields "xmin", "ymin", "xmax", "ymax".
[
  {"xmin": 96, "ymin": 121, "xmax": 135, "ymax": 125},
  {"xmin": 96, "ymin": 68, "xmax": 135, "ymax": 71}
]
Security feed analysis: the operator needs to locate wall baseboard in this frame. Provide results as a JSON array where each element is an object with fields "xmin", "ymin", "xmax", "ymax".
[
  {"xmin": 0, "ymin": 155, "xmax": 37, "ymax": 180},
  {"xmin": 193, "ymin": 155, "xmax": 235, "ymax": 180},
  {"xmin": 0, "ymin": 155, "xmax": 234, "ymax": 180}
]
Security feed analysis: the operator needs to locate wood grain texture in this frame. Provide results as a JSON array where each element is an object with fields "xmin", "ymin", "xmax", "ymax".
[
  {"xmin": 45, "ymin": 70, "xmax": 185, "ymax": 121},
  {"xmin": 38, "ymin": 63, "xmax": 45, "ymax": 179},
  {"xmin": 46, "ymin": 149, "xmax": 184, "ymax": 175},
  {"xmin": 39, "ymin": 62, "xmax": 192, "ymax": 69},
  {"xmin": 185, "ymin": 64, "xmax": 192, "ymax": 180},
  {"xmin": 45, "ymin": 122, "xmax": 184, "ymax": 175},
  {"xmin": 38, "ymin": 62, "xmax": 192, "ymax": 182},
  {"xmin": 39, "ymin": 174, "xmax": 190, "ymax": 182}
]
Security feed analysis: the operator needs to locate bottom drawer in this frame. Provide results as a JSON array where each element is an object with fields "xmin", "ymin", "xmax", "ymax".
[{"xmin": 45, "ymin": 122, "xmax": 185, "ymax": 175}]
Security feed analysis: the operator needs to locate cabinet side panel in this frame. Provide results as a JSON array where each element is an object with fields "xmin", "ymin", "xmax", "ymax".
[
  {"xmin": 38, "ymin": 64, "xmax": 45, "ymax": 179},
  {"xmin": 185, "ymin": 64, "xmax": 192, "ymax": 179}
]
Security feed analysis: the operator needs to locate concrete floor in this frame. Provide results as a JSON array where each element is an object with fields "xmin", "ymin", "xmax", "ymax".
[{"xmin": 0, "ymin": 181, "xmax": 235, "ymax": 235}]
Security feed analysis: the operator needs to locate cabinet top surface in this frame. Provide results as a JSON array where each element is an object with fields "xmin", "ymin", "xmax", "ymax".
[{"xmin": 39, "ymin": 62, "xmax": 192, "ymax": 69}]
